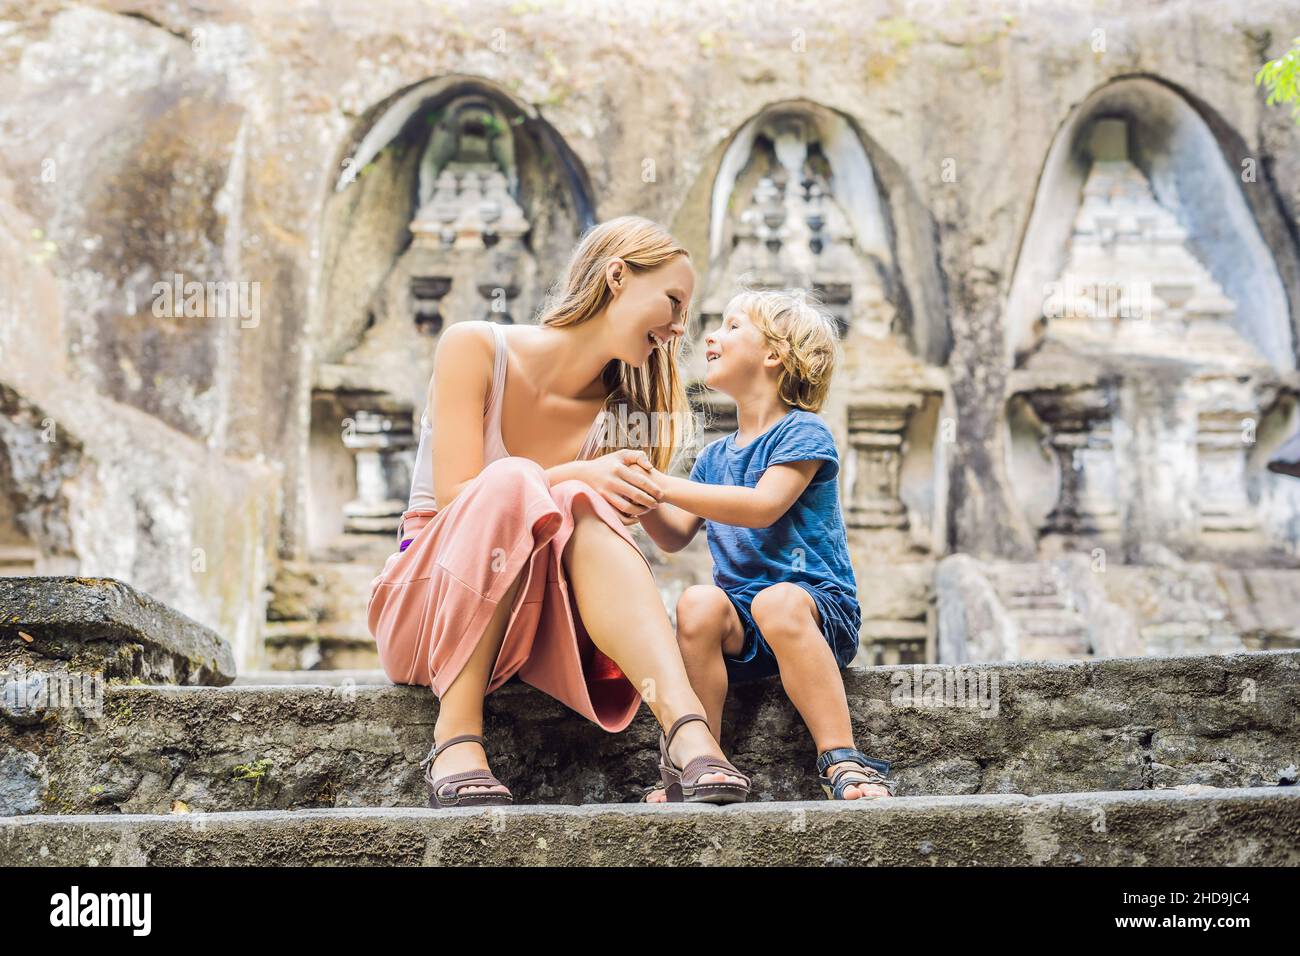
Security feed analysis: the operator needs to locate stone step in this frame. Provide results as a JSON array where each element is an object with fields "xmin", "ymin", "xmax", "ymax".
[
  {"xmin": 0, "ymin": 543, "xmax": 41, "ymax": 572},
  {"xmin": 234, "ymin": 668, "xmax": 388, "ymax": 686},
  {"xmin": 941, "ymin": 554, "xmax": 1300, "ymax": 661},
  {"xmin": 0, "ymin": 575, "xmax": 233, "ymax": 685},
  {"xmin": 1017, "ymin": 636, "xmax": 1090, "ymax": 660},
  {"xmin": 4, "ymin": 650, "xmax": 1296, "ymax": 815},
  {"xmin": 263, "ymin": 559, "xmax": 383, "ymax": 670},
  {"xmin": 261, "ymin": 622, "xmax": 381, "ymax": 671},
  {"xmin": 2, "ymin": 785, "xmax": 1295, "ymax": 866},
  {"xmin": 1014, "ymin": 609, "xmax": 1092, "ymax": 659}
]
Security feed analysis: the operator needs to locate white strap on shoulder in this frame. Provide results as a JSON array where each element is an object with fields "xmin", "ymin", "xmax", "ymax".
[{"xmin": 484, "ymin": 322, "xmax": 507, "ymax": 415}]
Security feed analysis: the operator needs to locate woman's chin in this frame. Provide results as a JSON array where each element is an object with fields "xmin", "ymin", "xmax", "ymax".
[{"xmin": 623, "ymin": 341, "xmax": 654, "ymax": 368}]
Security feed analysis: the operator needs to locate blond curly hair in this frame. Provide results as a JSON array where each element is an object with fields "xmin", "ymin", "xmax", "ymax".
[{"xmin": 724, "ymin": 286, "xmax": 840, "ymax": 412}]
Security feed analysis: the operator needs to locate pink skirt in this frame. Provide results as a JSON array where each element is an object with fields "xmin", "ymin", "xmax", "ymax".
[{"xmin": 366, "ymin": 455, "xmax": 648, "ymax": 732}]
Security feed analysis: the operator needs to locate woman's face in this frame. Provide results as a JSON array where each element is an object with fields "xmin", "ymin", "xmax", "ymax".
[{"xmin": 604, "ymin": 254, "xmax": 695, "ymax": 367}]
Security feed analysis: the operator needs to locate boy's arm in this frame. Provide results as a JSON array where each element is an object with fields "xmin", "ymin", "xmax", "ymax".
[
  {"xmin": 638, "ymin": 503, "xmax": 704, "ymax": 553},
  {"xmin": 655, "ymin": 459, "xmax": 822, "ymax": 529}
]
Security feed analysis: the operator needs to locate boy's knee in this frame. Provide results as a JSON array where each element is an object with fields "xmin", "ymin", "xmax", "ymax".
[
  {"xmin": 750, "ymin": 583, "xmax": 815, "ymax": 641},
  {"xmin": 675, "ymin": 585, "xmax": 730, "ymax": 645}
]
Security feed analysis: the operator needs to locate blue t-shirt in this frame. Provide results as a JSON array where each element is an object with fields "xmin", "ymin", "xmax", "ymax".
[{"xmin": 688, "ymin": 409, "xmax": 858, "ymax": 608}]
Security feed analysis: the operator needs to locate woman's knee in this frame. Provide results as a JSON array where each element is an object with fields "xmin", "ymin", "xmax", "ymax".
[
  {"xmin": 550, "ymin": 476, "xmax": 600, "ymax": 507},
  {"xmin": 675, "ymin": 585, "xmax": 732, "ymax": 646},
  {"xmin": 478, "ymin": 455, "xmax": 546, "ymax": 489},
  {"xmin": 554, "ymin": 479, "xmax": 621, "ymax": 532},
  {"xmin": 559, "ymin": 487, "xmax": 635, "ymax": 570},
  {"xmin": 749, "ymin": 583, "xmax": 816, "ymax": 642}
]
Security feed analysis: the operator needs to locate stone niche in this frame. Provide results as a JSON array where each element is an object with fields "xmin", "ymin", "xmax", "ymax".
[
  {"xmin": 265, "ymin": 76, "xmax": 595, "ymax": 670},
  {"xmin": 672, "ymin": 101, "xmax": 951, "ymax": 666},
  {"xmin": 956, "ymin": 79, "xmax": 1300, "ymax": 664}
]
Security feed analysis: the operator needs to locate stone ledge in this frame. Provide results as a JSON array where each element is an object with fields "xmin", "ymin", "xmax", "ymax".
[
  {"xmin": 1, "ymin": 786, "xmax": 1294, "ymax": 866},
  {"xmin": 3, "ymin": 650, "xmax": 1296, "ymax": 814},
  {"xmin": 0, "ymin": 576, "xmax": 234, "ymax": 686}
]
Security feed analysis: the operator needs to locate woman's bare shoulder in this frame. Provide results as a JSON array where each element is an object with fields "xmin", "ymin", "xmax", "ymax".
[
  {"xmin": 439, "ymin": 319, "xmax": 546, "ymax": 367},
  {"xmin": 428, "ymin": 322, "xmax": 495, "ymax": 406},
  {"xmin": 436, "ymin": 320, "xmax": 496, "ymax": 357}
]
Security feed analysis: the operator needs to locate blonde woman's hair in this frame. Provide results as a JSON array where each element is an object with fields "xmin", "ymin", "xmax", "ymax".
[
  {"xmin": 725, "ymin": 285, "xmax": 840, "ymax": 412},
  {"xmin": 537, "ymin": 215, "xmax": 698, "ymax": 472}
]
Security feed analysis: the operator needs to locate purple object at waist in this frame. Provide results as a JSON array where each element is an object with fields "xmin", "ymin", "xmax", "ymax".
[{"xmin": 399, "ymin": 537, "xmax": 414, "ymax": 552}]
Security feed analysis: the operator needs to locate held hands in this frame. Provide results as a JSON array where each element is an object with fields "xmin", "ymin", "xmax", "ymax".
[{"xmin": 583, "ymin": 449, "xmax": 664, "ymax": 525}]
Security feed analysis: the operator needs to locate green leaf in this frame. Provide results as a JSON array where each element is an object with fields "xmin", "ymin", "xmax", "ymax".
[{"xmin": 1256, "ymin": 38, "xmax": 1300, "ymax": 124}]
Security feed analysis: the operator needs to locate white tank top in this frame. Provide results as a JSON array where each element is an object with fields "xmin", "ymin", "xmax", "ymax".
[{"xmin": 406, "ymin": 322, "xmax": 607, "ymax": 512}]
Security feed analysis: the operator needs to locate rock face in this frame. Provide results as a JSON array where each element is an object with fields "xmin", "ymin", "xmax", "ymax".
[{"xmin": 1, "ymin": 1, "xmax": 1300, "ymax": 670}]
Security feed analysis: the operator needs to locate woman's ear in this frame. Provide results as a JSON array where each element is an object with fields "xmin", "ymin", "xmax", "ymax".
[{"xmin": 605, "ymin": 258, "xmax": 625, "ymax": 293}]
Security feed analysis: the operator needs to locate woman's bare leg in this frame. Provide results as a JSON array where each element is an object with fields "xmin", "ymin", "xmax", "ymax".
[
  {"xmin": 562, "ymin": 497, "xmax": 744, "ymax": 788},
  {"xmin": 674, "ymin": 584, "xmax": 745, "ymax": 738},
  {"xmin": 644, "ymin": 585, "xmax": 744, "ymax": 802},
  {"xmin": 429, "ymin": 567, "xmax": 526, "ymax": 792}
]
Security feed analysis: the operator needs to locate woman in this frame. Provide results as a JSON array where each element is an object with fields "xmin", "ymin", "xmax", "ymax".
[{"xmin": 367, "ymin": 215, "xmax": 750, "ymax": 806}]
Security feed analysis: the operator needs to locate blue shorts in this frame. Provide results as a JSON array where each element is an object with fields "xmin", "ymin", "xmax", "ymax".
[{"xmin": 721, "ymin": 583, "xmax": 861, "ymax": 683}]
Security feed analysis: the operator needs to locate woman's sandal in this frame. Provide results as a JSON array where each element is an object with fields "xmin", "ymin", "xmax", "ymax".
[
  {"xmin": 658, "ymin": 713, "xmax": 751, "ymax": 804},
  {"xmin": 418, "ymin": 733, "xmax": 514, "ymax": 809},
  {"xmin": 816, "ymin": 747, "xmax": 898, "ymax": 800}
]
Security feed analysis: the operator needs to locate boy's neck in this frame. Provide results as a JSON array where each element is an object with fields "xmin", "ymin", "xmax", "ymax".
[{"xmin": 733, "ymin": 391, "xmax": 793, "ymax": 445}]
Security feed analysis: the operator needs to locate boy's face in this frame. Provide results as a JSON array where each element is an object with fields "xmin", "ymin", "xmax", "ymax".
[{"xmin": 703, "ymin": 308, "xmax": 777, "ymax": 396}]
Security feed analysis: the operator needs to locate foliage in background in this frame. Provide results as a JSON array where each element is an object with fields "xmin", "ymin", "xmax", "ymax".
[{"xmin": 1256, "ymin": 36, "xmax": 1300, "ymax": 123}]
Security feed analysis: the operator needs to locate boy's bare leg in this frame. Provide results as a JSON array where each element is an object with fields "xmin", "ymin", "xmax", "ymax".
[
  {"xmin": 644, "ymin": 584, "xmax": 745, "ymax": 803},
  {"xmin": 749, "ymin": 583, "xmax": 890, "ymax": 799}
]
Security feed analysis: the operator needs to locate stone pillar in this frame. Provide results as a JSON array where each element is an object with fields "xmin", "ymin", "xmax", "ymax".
[
  {"xmin": 1195, "ymin": 404, "xmax": 1260, "ymax": 534},
  {"xmin": 409, "ymin": 275, "xmax": 451, "ymax": 336},
  {"xmin": 813, "ymin": 280, "xmax": 852, "ymax": 337},
  {"xmin": 342, "ymin": 409, "xmax": 413, "ymax": 534},
  {"xmin": 410, "ymin": 170, "xmax": 461, "ymax": 248},
  {"xmin": 845, "ymin": 393, "xmax": 923, "ymax": 530},
  {"xmin": 477, "ymin": 281, "xmax": 519, "ymax": 324},
  {"xmin": 1027, "ymin": 385, "xmax": 1121, "ymax": 540}
]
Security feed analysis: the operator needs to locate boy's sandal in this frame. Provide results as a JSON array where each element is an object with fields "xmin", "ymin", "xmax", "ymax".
[
  {"xmin": 658, "ymin": 713, "xmax": 751, "ymax": 805},
  {"xmin": 638, "ymin": 783, "xmax": 666, "ymax": 803},
  {"xmin": 816, "ymin": 747, "xmax": 897, "ymax": 800},
  {"xmin": 419, "ymin": 733, "xmax": 514, "ymax": 809}
]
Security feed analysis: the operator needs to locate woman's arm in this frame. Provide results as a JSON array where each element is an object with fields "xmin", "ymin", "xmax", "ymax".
[
  {"xmin": 429, "ymin": 322, "xmax": 495, "ymax": 509},
  {"xmin": 543, "ymin": 459, "xmax": 593, "ymax": 487},
  {"xmin": 652, "ymin": 459, "xmax": 823, "ymax": 529}
]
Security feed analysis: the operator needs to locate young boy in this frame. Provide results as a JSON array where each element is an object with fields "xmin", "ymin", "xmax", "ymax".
[{"xmin": 638, "ymin": 288, "xmax": 897, "ymax": 802}]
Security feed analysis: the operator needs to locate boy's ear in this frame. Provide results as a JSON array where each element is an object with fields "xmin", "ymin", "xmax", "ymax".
[{"xmin": 761, "ymin": 346, "xmax": 782, "ymax": 369}]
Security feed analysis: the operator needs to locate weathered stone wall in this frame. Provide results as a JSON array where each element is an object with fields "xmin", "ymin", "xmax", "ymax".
[{"xmin": 1, "ymin": 0, "xmax": 1298, "ymax": 669}]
